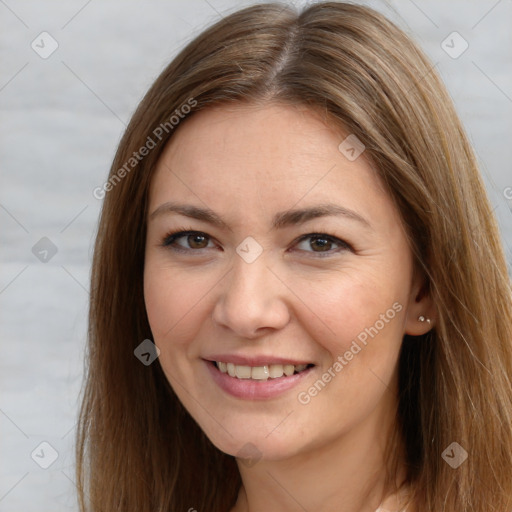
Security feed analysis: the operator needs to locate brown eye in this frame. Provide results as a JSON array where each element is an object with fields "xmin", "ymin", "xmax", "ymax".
[
  {"xmin": 293, "ymin": 233, "xmax": 352, "ymax": 256},
  {"xmin": 187, "ymin": 234, "xmax": 209, "ymax": 249},
  {"xmin": 309, "ymin": 236, "xmax": 332, "ymax": 252},
  {"xmin": 161, "ymin": 230, "xmax": 215, "ymax": 251}
]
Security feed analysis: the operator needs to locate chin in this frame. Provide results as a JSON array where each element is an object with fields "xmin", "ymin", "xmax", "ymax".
[{"xmin": 201, "ymin": 422, "xmax": 307, "ymax": 464}]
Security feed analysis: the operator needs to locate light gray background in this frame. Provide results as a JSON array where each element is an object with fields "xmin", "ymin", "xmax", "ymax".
[{"xmin": 1, "ymin": 1, "xmax": 511, "ymax": 510}]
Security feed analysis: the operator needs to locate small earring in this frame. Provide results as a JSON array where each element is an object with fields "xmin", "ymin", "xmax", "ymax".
[{"xmin": 418, "ymin": 315, "xmax": 431, "ymax": 324}]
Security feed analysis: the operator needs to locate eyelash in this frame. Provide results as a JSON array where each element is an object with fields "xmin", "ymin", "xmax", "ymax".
[{"xmin": 160, "ymin": 227, "xmax": 353, "ymax": 257}]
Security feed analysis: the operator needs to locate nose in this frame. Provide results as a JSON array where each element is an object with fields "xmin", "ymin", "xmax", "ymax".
[{"xmin": 211, "ymin": 256, "xmax": 291, "ymax": 339}]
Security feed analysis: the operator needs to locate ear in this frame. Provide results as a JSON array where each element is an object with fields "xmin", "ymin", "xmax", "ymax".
[{"xmin": 404, "ymin": 270, "xmax": 436, "ymax": 336}]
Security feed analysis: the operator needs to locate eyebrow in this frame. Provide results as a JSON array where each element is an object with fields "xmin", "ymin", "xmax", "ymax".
[{"xmin": 148, "ymin": 201, "xmax": 372, "ymax": 230}]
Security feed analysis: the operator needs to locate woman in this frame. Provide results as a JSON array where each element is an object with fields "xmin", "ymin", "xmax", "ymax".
[{"xmin": 76, "ymin": 2, "xmax": 512, "ymax": 511}]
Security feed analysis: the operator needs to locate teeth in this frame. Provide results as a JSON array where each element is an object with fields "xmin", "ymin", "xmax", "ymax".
[
  {"xmin": 235, "ymin": 365, "xmax": 252, "ymax": 379},
  {"xmin": 251, "ymin": 365, "xmax": 269, "ymax": 380},
  {"xmin": 283, "ymin": 364, "xmax": 295, "ymax": 376},
  {"xmin": 269, "ymin": 364, "xmax": 284, "ymax": 378},
  {"xmin": 216, "ymin": 361, "xmax": 310, "ymax": 380}
]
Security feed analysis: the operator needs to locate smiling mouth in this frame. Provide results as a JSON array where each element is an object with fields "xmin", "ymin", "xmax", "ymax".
[{"xmin": 213, "ymin": 361, "xmax": 315, "ymax": 381}]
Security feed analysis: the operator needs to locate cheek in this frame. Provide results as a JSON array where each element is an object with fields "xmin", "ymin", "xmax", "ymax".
[
  {"xmin": 143, "ymin": 264, "xmax": 210, "ymax": 345},
  {"xmin": 291, "ymin": 267, "xmax": 407, "ymax": 416},
  {"xmin": 297, "ymin": 268, "xmax": 404, "ymax": 357},
  {"xmin": 292, "ymin": 276, "xmax": 405, "ymax": 427}
]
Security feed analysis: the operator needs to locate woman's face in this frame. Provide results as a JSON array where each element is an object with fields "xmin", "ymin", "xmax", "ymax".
[{"xmin": 144, "ymin": 102, "xmax": 430, "ymax": 461}]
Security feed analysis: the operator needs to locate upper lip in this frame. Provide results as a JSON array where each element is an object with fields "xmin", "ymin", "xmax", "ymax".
[{"xmin": 204, "ymin": 354, "xmax": 314, "ymax": 366}]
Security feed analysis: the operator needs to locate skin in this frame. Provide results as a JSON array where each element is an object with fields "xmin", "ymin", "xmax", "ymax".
[{"xmin": 144, "ymin": 102, "xmax": 435, "ymax": 512}]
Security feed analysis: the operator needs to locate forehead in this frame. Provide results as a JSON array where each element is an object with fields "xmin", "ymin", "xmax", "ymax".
[
  {"xmin": 148, "ymin": 102, "xmax": 390, "ymax": 223},
  {"xmin": 155, "ymin": 102, "xmax": 353, "ymax": 179}
]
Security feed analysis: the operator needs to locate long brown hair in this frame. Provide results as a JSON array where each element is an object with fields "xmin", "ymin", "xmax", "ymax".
[{"xmin": 76, "ymin": 2, "xmax": 512, "ymax": 511}]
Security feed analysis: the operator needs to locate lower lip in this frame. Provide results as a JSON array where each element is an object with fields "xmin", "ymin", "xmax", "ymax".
[{"xmin": 204, "ymin": 360, "xmax": 315, "ymax": 400}]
